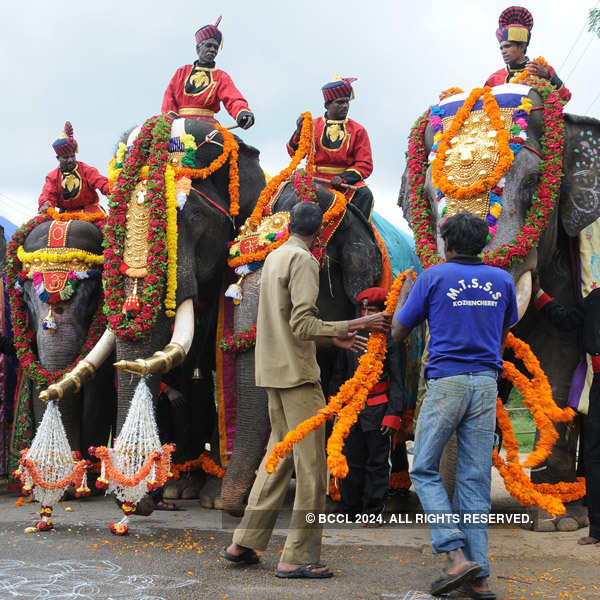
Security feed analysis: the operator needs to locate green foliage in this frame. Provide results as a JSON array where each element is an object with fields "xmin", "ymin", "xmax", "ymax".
[
  {"xmin": 589, "ymin": 8, "xmax": 600, "ymax": 38},
  {"xmin": 506, "ymin": 388, "xmax": 536, "ymax": 454}
]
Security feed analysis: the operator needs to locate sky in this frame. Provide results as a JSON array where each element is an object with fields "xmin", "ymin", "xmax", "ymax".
[{"xmin": 1, "ymin": 0, "xmax": 598, "ymax": 233}]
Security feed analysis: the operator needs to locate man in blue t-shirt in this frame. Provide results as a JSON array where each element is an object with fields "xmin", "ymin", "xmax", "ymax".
[{"xmin": 392, "ymin": 212, "xmax": 518, "ymax": 600}]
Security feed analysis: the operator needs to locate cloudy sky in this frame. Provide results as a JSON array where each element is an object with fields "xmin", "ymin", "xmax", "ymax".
[{"xmin": 1, "ymin": 0, "xmax": 598, "ymax": 232}]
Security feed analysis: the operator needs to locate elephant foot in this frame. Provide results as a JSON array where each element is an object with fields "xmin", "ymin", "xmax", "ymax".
[
  {"xmin": 163, "ymin": 471, "xmax": 206, "ymax": 499},
  {"xmin": 526, "ymin": 503, "xmax": 587, "ymax": 532},
  {"xmin": 199, "ymin": 475, "xmax": 223, "ymax": 510},
  {"xmin": 162, "ymin": 481, "xmax": 181, "ymax": 500}
]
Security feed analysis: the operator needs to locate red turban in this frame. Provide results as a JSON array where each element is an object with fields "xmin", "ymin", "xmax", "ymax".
[{"xmin": 356, "ymin": 287, "xmax": 388, "ymax": 308}]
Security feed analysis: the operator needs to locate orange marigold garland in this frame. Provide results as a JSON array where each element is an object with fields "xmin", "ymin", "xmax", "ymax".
[
  {"xmin": 432, "ymin": 86, "xmax": 513, "ymax": 200},
  {"xmin": 46, "ymin": 206, "xmax": 106, "ymax": 223},
  {"xmin": 511, "ymin": 57, "xmax": 550, "ymax": 84},
  {"xmin": 264, "ymin": 269, "xmax": 416, "ymax": 475},
  {"xmin": 247, "ymin": 111, "xmax": 314, "ymax": 228},
  {"xmin": 494, "ymin": 333, "xmax": 584, "ymax": 514},
  {"xmin": 170, "ymin": 451, "xmax": 226, "ymax": 480}
]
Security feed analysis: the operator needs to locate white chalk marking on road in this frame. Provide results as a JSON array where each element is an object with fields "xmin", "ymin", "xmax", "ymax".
[{"xmin": 0, "ymin": 559, "xmax": 199, "ymax": 599}]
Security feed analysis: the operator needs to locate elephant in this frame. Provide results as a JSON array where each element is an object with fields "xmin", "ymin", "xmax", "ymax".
[
  {"xmin": 14, "ymin": 219, "xmax": 115, "ymax": 464},
  {"xmin": 398, "ymin": 87, "xmax": 600, "ymax": 530},
  {"xmin": 40, "ymin": 116, "xmax": 267, "ymax": 508},
  {"xmin": 220, "ymin": 182, "xmax": 383, "ymax": 516}
]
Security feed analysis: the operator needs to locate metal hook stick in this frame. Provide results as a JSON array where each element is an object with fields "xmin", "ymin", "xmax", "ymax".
[{"xmin": 312, "ymin": 176, "xmax": 358, "ymax": 190}]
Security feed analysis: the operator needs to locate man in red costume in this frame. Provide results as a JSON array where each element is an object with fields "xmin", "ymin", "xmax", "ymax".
[
  {"xmin": 162, "ymin": 16, "xmax": 254, "ymax": 129},
  {"xmin": 288, "ymin": 76, "xmax": 374, "ymax": 219},
  {"xmin": 485, "ymin": 6, "xmax": 571, "ymax": 102},
  {"xmin": 38, "ymin": 122, "xmax": 109, "ymax": 221}
]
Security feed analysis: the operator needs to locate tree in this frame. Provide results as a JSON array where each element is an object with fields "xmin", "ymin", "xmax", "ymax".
[{"xmin": 590, "ymin": 7, "xmax": 600, "ymax": 37}]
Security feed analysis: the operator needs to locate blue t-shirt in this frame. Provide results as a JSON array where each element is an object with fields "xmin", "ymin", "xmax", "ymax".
[{"xmin": 396, "ymin": 259, "xmax": 519, "ymax": 379}]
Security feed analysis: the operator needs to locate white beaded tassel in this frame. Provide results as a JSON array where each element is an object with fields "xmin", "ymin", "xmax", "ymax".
[
  {"xmin": 109, "ymin": 378, "xmax": 162, "ymax": 505},
  {"xmin": 26, "ymin": 400, "xmax": 75, "ymax": 506}
]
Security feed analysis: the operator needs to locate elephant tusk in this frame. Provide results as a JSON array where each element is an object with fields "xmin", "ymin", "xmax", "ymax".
[
  {"xmin": 38, "ymin": 329, "xmax": 116, "ymax": 402},
  {"xmin": 515, "ymin": 270, "xmax": 532, "ymax": 322},
  {"xmin": 113, "ymin": 299, "xmax": 194, "ymax": 376}
]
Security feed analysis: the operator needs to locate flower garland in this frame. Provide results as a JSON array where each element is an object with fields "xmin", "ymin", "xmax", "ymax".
[
  {"xmin": 90, "ymin": 443, "xmax": 174, "ymax": 489},
  {"xmin": 432, "ymin": 86, "xmax": 513, "ymax": 200},
  {"xmin": 407, "ymin": 79, "xmax": 565, "ymax": 270},
  {"xmin": 264, "ymin": 269, "xmax": 416, "ymax": 475},
  {"xmin": 46, "ymin": 206, "xmax": 106, "ymax": 223},
  {"xmin": 6, "ymin": 215, "xmax": 106, "ymax": 386},
  {"xmin": 169, "ymin": 451, "xmax": 226, "ymax": 480},
  {"xmin": 17, "ymin": 246, "xmax": 104, "ymax": 267},
  {"xmin": 511, "ymin": 57, "xmax": 550, "ymax": 85},
  {"xmin": 493, "ymin": 333, "xmax": 583, "ymax": 515},
  {"xmin": 218, "ymin": 325, "xmax": 257, "ymax": 354},
  {"xmin": 247, "ymin": 112, "xmax": 315, "ymax": 228},
  {"xmin": 329, "ymin": 475, "xmax": 341, "ymax": 501},
  {"xmin": 108, "ymin": 125, "xmax": 240, "ymax": 216},
  {"xmin": 429, "ymin": 92, "xmax": 532, "ymax": 241},
  {"xmin": 103, "ymin": 115, "xmax": 175, "ymax": 341},
  {"xmin": 164, "ymin": 165, "xmax": 178, "ymax": 317},
  {"xmin": 16, "ymin": 449, "xmax": 87, "ymax": 492}
]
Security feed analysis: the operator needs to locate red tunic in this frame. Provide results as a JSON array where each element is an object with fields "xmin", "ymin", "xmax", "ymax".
[
  {"xmin": 287, "ymin": 117, "xmax": 373, "ymax": 189},
  {"xmin": 38, "ymin": 162, "xmax": 109, "ymax": 213},
  {"xmin": 161, "ymin": 64, "xmax": 251, "ymax": 121},
  {"xmin": 485, "ymin": 63, "xmax": 571, "ymax": 102}
]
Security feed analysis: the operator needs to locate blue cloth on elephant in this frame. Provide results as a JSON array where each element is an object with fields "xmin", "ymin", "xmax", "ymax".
[{"xmin": 195, "ymin": 16, "xmax": 223, "ymax": 46}]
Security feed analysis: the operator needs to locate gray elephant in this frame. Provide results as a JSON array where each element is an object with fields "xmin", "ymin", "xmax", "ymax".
[
  {"xmin": 220, "ymin": 182, "xmax": 383, "ymax": 516},
  {"xmin": 9, "ymin": 218, "xmax": 115, "ymax": 466},
  {"xmin": 40, "ymin": 116, "xmax": 267, "ymax": 508},
  {"xmin": 399, "ymin": 87, "xmax": 600, "ymax": 530}
]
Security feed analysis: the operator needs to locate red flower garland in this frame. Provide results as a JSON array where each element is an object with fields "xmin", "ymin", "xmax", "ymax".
[
  {"xmin": 102, "ymin": 115, "xmax": 174, "ymax": 341},
  {"xmin": 406, "ymin": 79, "xmax": 565, "ymax": 270},
  {"xmin": 218, "ymin": 325, "xmax": 256, "ymax": 354},
  {"xmin": 5, "ymin": 214, "xmax": 106, "ymax": 386}
]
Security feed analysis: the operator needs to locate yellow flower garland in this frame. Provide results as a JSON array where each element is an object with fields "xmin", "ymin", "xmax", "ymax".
[
  {"xmin": 17, "ymin": 246, "xmax": 104, "ymax": 266},
  {"xmin": 164, "ymin": 165, "xmax": 178, "ymax": 317}
]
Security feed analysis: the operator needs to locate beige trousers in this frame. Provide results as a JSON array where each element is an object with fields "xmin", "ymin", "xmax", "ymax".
[{"xmin": 232, "ymin": 382, "xmax": 327, "ymax": 565}]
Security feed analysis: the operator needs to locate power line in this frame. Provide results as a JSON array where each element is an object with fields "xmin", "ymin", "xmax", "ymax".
[
  {"xmin": 559, "ymin": 0, "xmax": 600, "ymax": 72},
  {"xmin": 586, "ymin": 90, "xmax": 600, "ymax": 113},
  {"xmin": 564, "ymin": 33, "xmax": 596, "ymax": 84}
]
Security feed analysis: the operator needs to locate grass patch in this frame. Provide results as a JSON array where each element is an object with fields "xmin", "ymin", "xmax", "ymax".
[{"xmin": 505, "ymin": 388, "xmax": 536, "ymax": 454}]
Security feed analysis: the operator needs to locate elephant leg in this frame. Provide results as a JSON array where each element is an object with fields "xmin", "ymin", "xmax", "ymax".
[
  {"xmin": 199, "ymin": 424, "xmax": 225, "ymax": 510},
  {"xmin": 221, "ymin": 350, "xmax": 270, "ymax": 517}
]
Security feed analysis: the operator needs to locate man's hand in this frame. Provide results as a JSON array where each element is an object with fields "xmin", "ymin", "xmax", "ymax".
[
  {"xmin": 333, "ymin": 332, "xmax": 369, "ymax": 353},
  {"xmin": 380, "ymin": 425, "xmax": 394, "ymax": 436},
  {"xmin": 399, "ymin": 268, "xmax": 415, "ymax": 304},
  {"xmin": 39, "ymin": 201, "xmax": 51, "ymax": 213},
  {"xmin": 330, "ymin": 175, "xmax": 345, "ymax": 191},
  {"xmin": 356, "ymin": 312, "xmax": 392, "ymax": 333},
  {"xmin": 526, "ymin": 62, "xmax": 550, "ymax": 80},
  {"xmin": 237, "ymin": 111, "xmax": 255, "ymax": 130}
]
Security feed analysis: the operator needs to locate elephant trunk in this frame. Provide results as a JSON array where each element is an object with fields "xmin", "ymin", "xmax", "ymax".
[{"xmin": 221, "ymin": 350, "xmax": 270, "ymax": 517}]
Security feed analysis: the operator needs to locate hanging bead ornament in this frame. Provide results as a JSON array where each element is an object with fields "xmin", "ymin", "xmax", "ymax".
[
  {"xmin": 90, "ymin": 378, "xmax": 175, "ymax": 535},
  {"xmin": 42, "ymin": 306, "xmax": 57, "ymax": 332},
  {"xmin": 14, "ymin": 400, "xmax": 87, "ymax": 532}
]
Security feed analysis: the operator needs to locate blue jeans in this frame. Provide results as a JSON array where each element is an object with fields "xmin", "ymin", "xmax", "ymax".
[{"xmin": 410, "ymin": 371, "xmax": 497, "ymax": 578}]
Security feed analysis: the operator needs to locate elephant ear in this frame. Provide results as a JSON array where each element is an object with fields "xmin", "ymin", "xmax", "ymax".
[{"xmin": 559, "ymin": 114, "xmax": 600, "ymax": 236}]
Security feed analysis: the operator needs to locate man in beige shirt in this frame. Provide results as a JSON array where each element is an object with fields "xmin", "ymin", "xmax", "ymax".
[{"xmin": 222, "ymin": 202, "xmax": 391, "ymax": 578}]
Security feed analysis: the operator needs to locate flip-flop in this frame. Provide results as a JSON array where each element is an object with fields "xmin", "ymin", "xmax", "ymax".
[
  {"xmin": 275, "ymin": 564, "xmax": 333, "ymax": 579},
  {"xmin": 219, "ymin": 548, "xmax": 260, "ymax": 565},
  {"xmin": 430, "ymin": 561, "xmax": 482, "ymax": 596}
]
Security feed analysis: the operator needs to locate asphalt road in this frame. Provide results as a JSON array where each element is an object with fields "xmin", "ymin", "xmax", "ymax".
[{"xmin": 1, "ymin": 492, "xmax": 599, "ymax": 600}]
